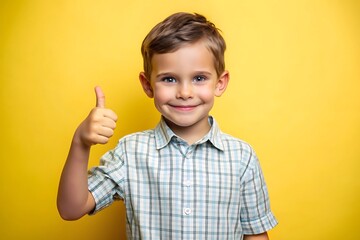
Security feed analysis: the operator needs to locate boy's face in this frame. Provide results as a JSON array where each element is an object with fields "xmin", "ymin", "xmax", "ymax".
[{"xmin": 139, "ymin": 41, "xmax": 229, "ymax": 135}]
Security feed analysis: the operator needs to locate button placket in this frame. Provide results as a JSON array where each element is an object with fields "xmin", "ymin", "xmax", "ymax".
[{"xmin": 183, "ymin": 147, "xmax": 194, "ymax": 216}]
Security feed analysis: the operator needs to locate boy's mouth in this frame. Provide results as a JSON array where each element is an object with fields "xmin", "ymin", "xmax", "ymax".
[{"xmin": 169, "ymin": 104, "xmax": 199, "ymax": 111}]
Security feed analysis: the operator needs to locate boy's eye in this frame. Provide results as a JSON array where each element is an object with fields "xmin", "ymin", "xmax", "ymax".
[
  {"xmin": 193, "ymin": 75, "xmax": 207, "ymax": 82},
  {"xmin": 162, "ymin": 77, "xmax": 176, "ymax": 83}
]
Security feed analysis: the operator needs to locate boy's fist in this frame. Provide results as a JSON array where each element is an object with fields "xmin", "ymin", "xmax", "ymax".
[{"xmin": 75, "ymin": 86, "xmax": 118, "ymax": 147}]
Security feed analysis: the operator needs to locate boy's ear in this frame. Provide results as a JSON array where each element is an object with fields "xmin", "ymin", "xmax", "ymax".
[
  {"xmin": 215, "ymin": 71, "xmax": 229, "ymax": 97},
  {"xmin": 139, "ymin": 72, "xmax": 154, "ymax": 98}
]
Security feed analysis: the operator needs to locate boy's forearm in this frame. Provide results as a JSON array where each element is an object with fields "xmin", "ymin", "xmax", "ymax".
[
  {"xmin": 244, "ymin": 232, "xmax": 269, "ymax": 240},
  {"xmin": 57, "ymin": 136, "xmax": 94, "ymax": 220}
]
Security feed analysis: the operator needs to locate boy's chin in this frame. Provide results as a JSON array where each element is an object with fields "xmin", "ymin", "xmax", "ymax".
[
  {"xmin": 162, "ymin": 115, "xmax": 208, "ymax": 128},
  {"xmin": 162, "ymin": 116, "xmax": 188, "ymax": 128}
]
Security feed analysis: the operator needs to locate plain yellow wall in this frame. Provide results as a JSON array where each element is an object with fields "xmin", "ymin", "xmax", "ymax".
[{"xmin": 1, "ymin": 0, "xmax": 359, "ymax": 239}]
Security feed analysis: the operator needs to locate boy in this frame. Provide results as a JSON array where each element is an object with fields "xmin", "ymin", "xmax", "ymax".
[{"xmin": 57, "ymin": 12, "xmax": 277, "ymax": 239}]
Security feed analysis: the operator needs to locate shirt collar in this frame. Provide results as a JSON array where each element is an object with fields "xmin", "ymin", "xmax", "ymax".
[
  {"xmin": 154, "ymin": 116, "xmax": 224, "ymax": 151},
  {"xmin": 154, "ymin": 117, "xmax": 177, "ymax": 149}
]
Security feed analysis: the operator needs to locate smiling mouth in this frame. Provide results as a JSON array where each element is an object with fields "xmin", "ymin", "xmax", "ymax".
[{"xmin": 170, "ymin": 104, "xmax": 198, "ymax": 111}]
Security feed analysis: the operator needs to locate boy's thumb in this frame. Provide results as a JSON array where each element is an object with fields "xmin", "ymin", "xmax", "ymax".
[{"xmin": 95, "ymin": 86, "xmax": 105, "ymax": 108}]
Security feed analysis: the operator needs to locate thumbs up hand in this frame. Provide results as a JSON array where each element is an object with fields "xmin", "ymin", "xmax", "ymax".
[
  {"xmin": 95, "ymin": 86, "xmax": 106, "ymax": 108},
  {"xmin": 74, "ymin": 86, "xmax": 118, "ymax": 147}
]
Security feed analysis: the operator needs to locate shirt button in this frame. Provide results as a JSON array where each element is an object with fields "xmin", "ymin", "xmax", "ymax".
[
  {"xmin": 184, "ymin": 208, "xmax": 192, "ymax": 215},
  {"xmin": 184, "ymin": 180, "xmax": 192, "ymax": 187},
  {"xmin": 183, "ymin": 208, "xmax": 192, "ymax": 215}
]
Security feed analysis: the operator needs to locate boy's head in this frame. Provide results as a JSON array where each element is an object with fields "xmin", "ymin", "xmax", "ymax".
[{"xmin": 141, "ymin": 12, "xmax": 226, "ymax": 80}]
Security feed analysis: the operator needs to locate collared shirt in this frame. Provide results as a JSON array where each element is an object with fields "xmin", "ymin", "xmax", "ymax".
[{"xmin": 88, "ymin": 117, "xmax": 277, "ymax": 239}]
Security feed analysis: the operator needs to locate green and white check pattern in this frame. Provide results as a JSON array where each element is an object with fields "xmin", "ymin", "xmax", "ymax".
[{"xmin": 88, "ymin": 117, "xmax": 277, "ymax": 239}]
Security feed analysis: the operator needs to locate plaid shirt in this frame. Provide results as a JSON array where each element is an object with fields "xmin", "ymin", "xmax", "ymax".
[{"xmin": 88, "ymin": 117, "xmax": 277, "ymax": 239}]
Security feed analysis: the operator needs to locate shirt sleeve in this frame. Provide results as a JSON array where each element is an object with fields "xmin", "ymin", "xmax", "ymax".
[
  {"xmin": 88, "ymin": 147, "xmax": 127, "ymax": 215},
  {"xmin": 240, "ymin": 147, "xmax": 278, "ymax": 234}
]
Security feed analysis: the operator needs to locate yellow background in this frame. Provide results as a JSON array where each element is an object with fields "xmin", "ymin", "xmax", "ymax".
[{"xmin": 1, "ymin": 0, "xmax": 359, "ymax": 239}]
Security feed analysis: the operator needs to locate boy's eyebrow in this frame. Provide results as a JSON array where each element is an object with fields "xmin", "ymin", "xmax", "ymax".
[
  {"xmin": 194, "ymin": 71, "xmax": 213, "ymax": 76},
  {"xmin": 156, "ymin": 71, "xmax": 213, "ymax": 78},
  {"xmin": 155, "ymin": 72, "xmax": 174, "ymax": 78}
]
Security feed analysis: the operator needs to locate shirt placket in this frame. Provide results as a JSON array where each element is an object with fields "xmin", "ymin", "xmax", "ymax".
[{"xmin": 179, "ymin": 142, "xmax": 195, "ymax": 237}]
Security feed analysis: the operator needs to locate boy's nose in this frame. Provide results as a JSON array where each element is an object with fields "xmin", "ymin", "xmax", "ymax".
[{"xmin": 176, "ymin": 82, "xmax": 193, "ymax": 99}]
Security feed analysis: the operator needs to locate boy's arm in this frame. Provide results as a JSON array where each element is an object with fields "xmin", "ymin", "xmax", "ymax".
[
  {"xmin": 57, "ymin": 139, "xmax": 95, "ymax": 220},
  {"xmin": 57, "ymin": 86, "xmax": 117, "ymax": 220},
  {"xmin": 244, "ymin": 232, "xmax": 269, "ymax": 240}
]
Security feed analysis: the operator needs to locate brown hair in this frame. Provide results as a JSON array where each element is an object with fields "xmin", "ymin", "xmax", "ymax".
[{"xmin": 141, "ymin": 12, "xmax": 226, "ymax": 79}]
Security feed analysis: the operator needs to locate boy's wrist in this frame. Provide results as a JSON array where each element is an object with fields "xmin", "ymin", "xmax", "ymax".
[{"xmin": 72, "ymin": 128, "xmax": 92, "ymax": 150}]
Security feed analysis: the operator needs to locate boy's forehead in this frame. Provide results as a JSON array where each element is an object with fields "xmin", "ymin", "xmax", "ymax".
[{"xmin": 151, "ymin": 41, "xmax": 215, "ymax": 68}]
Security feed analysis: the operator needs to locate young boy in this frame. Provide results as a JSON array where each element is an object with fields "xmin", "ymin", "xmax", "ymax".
[{"xmin": 57, "ymin": 12, "xmax": 277, "ymax": 239}]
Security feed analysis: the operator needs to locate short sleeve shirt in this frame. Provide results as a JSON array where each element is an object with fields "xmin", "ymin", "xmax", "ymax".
[{"xmin": 88, "ymin": 117, "xmax": 277, "ymax": 239}]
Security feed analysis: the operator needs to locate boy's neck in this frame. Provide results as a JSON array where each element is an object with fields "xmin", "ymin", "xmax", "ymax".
[{"xmin": 164, "ymin": 117, "xmax": 211, "ymax": 145}]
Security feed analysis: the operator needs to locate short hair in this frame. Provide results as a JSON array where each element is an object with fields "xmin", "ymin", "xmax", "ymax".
[{"xmin": 141, "ymin": 12, "xmax": 226, "ymax": 79}]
